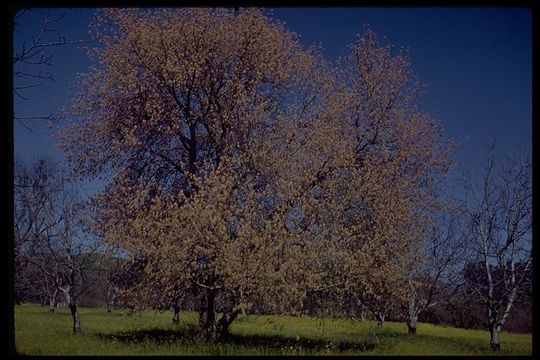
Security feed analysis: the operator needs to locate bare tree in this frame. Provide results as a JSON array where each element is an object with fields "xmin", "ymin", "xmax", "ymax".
[
  {"xmin": 104, "ymin": 258, "xmax": 122, "ymax": 313},
  {"xmin": 14, "ymin": 157, "xmax": 102, "ymax": 334},
  {"xmin": 14, "ymin": 157, "xmax": 59, "ymax": 306},
  {"xmin": 53, "ymin": 182, "xmax": 87, "ymax": 334},
  {"xmin": 402, "ymin": 206, "xmax": 468, "ymax": 335},
  {"xmin": 461, "ymin": 144, "xmax": 532, "ymax": 350}
]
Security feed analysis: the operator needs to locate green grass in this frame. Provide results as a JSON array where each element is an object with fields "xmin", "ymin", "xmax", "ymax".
[{"xmin": 14, "ymin": 303, "xmax": 532, "ymax": 355}]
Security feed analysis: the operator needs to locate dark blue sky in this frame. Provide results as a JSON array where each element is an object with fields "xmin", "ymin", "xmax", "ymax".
[{"xmin": 13, "ymin": 7, "xmax": 532, "ymax": 193}]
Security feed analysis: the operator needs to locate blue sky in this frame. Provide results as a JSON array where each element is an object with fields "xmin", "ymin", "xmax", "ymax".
[{"xmin": 13, "ymin": 7, "xmax": 532, "ymax": 194}]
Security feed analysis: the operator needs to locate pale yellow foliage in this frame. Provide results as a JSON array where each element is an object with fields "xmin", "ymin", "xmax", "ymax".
[{"xmin": 61, "ymin": 9, "xmax": 453, "ymax": 338}]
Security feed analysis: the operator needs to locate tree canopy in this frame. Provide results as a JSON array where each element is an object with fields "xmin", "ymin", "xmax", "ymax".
[{"xmin": 60, "ymin": 8, "xmax": 453, "ymax": 341}]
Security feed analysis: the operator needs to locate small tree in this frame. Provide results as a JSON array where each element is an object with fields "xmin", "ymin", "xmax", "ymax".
[
  {"xmin": 461, "ymin": 144, "xmax": 531, "ymax": 350},
  {"xmin": 14, "ymin": 157, "xmax": 58, "ymax": 306},
  {"xmin": 335, "ymin": 30, "xmax": 453, "ymax": 331},
  {"xmin": 401, "ymin": 207, "xmax": 468, "ymax": 335},
  {"xmin": 14, "ymin": 157, "xmax": 101, "ymax": 334}
]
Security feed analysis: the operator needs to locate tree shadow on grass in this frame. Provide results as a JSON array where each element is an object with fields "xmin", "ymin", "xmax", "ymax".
[
  {"xmin": 223, "ymin": 332, "xmax": 376, "ymax": 352},
  {"xmin": 97, "ymin": 325, "xmax": 376, "ymax": 353},
  {"xmin": 97, "ymin": 325, "xmax": 200, "ymax": 345}
]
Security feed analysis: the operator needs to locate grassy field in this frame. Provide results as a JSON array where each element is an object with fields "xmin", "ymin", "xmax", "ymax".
[{"xmin": 14, "ymin": 303, "xmax": 532, "ymax": 355}]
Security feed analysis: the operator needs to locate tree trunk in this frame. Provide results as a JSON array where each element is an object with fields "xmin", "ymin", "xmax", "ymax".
[
  {"xmin": 197, "ymin": 288, "xmax": 240, "ymax": 341},
  {"xmin": 69, "ymin": 303, "xmax": 81, "ymax": 334},
  {"xmin": 407, "ymin": 298, "xmax": 418, "ymax": 335},
  {"xmin": 199, "ymin": 289, "xmax": 216, "ymax": 339},
  {"xmin": 376, "ymin": 312, "xmax": 385, "ymax": 326},
  {"xmin": 106, "ymin": 286, "xmax": 116, "ymax": 313},
  {"xmin": 407, "ymin": 318, "xmax": 417, "ymax": 335},
  {"xmin": 172, "ymin": 309, "xmax": 180, "ymax": 324},
  {"xmin": 198, "ymin": 307, "xmax": 207, "ymax": 329},
  {"xmin": 49, "ymin": 288, "xmax": 58, "ymax": 312},
  {"xmin": 212, "ymin": 310, "xmax": 240, "ymax": 341},
  {"xmin": 489, "ymin": 323, "xmax": 501, "ymax": 351},
  {"xmin": 70, "ymin": 304, "xmax": 81, "ymax": 334},
  {"xmin": 172, "ymin": 299, "xmax": 181, "ymax": 325},
  {"xmin": 358, "ymin": 302, "xmax": 366, "ymax": 321},
  {"xmin": 64, "ymin": 287, "xmax": 80, "ymax": 334}
]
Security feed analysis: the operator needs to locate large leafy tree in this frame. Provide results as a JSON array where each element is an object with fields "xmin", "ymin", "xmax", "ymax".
[
  {"xmin": 62, "ymin": 8, "xmax": 342, "ymax": 340},
  {"xmin": 61, "ymin": 9, "xmax": 453, "ymax": 341}
]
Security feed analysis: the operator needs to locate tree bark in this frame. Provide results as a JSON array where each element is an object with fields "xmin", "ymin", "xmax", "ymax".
[
  {"xmin": 407, "ymin": 297, "xmax": 419, "ymax": 335},
  {"xmin": 172, "ymin": 299, "xmax": 181, "ymax": 325},
  {"xmin": 172, "ymin": 309, "xmax": 180, "ymax": 324},
  {"xmin": 63, "ymin": 286, "xmax": 80, "ymax": 334},
  {"xmin": 376, "ymin": 312, "xmax": 385, "ymax": 326},
  {"xmin": 487, "ymin": 300, "xmax": 502, "ymax": 351},
  {"xmin": 407, "ymin": 318, "xmax": 417, "ymax": 335},
  {"xmin": 212, "ymin": 309, "xmax": 240, "ymax": 341},
  {"xmin": 359, "ymin": 301, "xmax": 366, "ymax": 321},
  {"xmin": 489, "ymin": 323, "xmax": 501, "ymax": 351},
  {"xmin": 197, "ymin": 288, "xmax": 240, "ymax": 341},
  {"xmin": 198, "ymin": 307, "xmax": 207, "ymax": 330},
  {"xmin": 69, "ymin": 303, "xmax": 81, "ymax": 334},
  {"xmin": 106, "ymin": 286, "xmax": 116, "ymax": 313},
  {"xmin": 49, "ymin": 288, "xmax": 58, "ymax": 312},
  {"xmin": 199, "ymin": 288, "xmax": 216, "ymax": 339}
]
